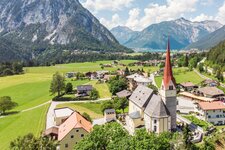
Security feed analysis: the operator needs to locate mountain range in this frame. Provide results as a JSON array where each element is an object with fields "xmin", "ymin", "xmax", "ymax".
[
  {"xmin": 187, "ymin": 25, "xmax": 225, "ymax": 50},
  {"xmin": 0, "ymin": 0, "xmax": 130, "ymax": 62},
  {"xmin": 111, "ymin": 18, "xmax": 223, "ymax": 50}
]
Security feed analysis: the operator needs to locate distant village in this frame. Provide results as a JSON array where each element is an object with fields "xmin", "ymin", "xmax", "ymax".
[{"xmin": 42, "ymin": 41, "xmax": 225, "ymax": 150}]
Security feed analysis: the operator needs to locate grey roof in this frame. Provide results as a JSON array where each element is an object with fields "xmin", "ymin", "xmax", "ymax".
[
  {"xmin": 126, "ymin": 73, "xmax": 142, "ymax": 79},
  {"xmin": 144, "ymin": 95, "xmax": 170, "ymax": 118},
  {"xmin": 104, "ymin": 109, "xmax": 115, "ymax": 113},
  {"xmin": 77, "ymin": 85, "xmax": 93, "ymax": 91},
  {"xmin": 116, "ymin": 90, "xmax": 132, "ymax": 98},
  {"xmin": 197, "ymin": 87, "xmax": 224, "ymax": 96},
  {"xmin": 129, "ymin": 111, "xmax": 141, "ymax": 119},
  {"xmin": 129, "ymin": 85, "xmax": 153, "ymax": 108}
]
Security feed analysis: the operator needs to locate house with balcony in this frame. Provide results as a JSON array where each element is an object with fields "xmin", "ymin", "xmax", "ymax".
[{"xmin": 197, "ymin": 101, "xmax": 225, "ymax": 125}]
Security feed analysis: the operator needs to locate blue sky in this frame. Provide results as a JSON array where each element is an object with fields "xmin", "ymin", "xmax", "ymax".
[{"xmin": 80, "ymin": 0, "xmax": 225, "ymax": 31}]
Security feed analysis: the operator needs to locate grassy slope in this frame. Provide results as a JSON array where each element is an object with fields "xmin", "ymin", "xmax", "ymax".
[
  {"xmin": 0, "ymin": 73, "xmax": 52, "ymax": 111},
  {"xmin": 0, "ymin": 104, "xmax": 49, "ymax": 150},
  {"xmin": 87, "ymin": 80, "xmax": 111, "ymax": 98},
  {"xmin": 155, "ymin": 68, "xmax": 204, "ymax": 87},
  {"xmin": 56, "ymin": 102, "xmax": 103, "ymax": 119}
]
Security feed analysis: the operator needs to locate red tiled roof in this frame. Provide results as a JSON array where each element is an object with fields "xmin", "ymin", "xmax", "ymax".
[
  {"xmin": 163, "ymin": 38, "xmax": 175, "ymax": 88},
  {"xmin": 58, "ymin": 112, "xmax": 92, "ymax": 141},
  {"xmin": 198, "ymin": 101, "xmax": 225, "ymax": 110}
]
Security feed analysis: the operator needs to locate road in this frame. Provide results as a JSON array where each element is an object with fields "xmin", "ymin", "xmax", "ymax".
[
  {"xmin": 150, "ymin": 72, "xmax": 158, "ymax": 87},
  {"xmin": 0, "ymin": 100, "xmax": 51, "ymax": 119},
  {"xmin": 194, "ymin": 69, "xmax": 225, "ymax": 88},
  {"xmin": 46, "ymin": 97, "xmax": 111, "ymax": 129}
]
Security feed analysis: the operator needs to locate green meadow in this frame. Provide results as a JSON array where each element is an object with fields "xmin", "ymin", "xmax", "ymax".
[
  {"xmin": 0, "ymin": 60, "xmax": 158, "ymax": 149},
  {"xmin": 155, "ymin": 67, "xmax": 204, "ymax": 87},
  {"xmin": 56, "ymin": 102, "xmax": 103, "ymax": 119},
  {"xmin": 0, "ymin": 105, "xmax": 49, "ymax": 150}
]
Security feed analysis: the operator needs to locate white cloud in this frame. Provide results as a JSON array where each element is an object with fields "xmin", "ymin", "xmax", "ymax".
[
  {"xmin": 137, "ymin": 0, "xmax": 199, "ymax": 30},
  {"xmin": 200, "ymin": 0, "xmax": 214, "ymax": 6},
  {"xmin": 125, "ymin": 8, "xmax": 140, "ymax": 30},
  {"xmin": 191, "ymin": 13, "xmax": 214, "ymax": 22},
  {"xmin": 81, "ymin": 0, "xmax": 134, "ymax": 12},
  {"xmin": 215, "ymin": 1, "xmax": 225, "ymax": 24},
  {"xmin": 100, "ymin": 14, "xmax": 123, "ymax": 29}
]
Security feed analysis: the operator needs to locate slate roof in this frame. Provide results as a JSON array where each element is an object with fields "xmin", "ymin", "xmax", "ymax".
[
  {"xmin": 129, "ymin": 111, "xmax": 141, "ymax": 119},
  {"xmin": 144, "ymin": 95, "xmax": 170, "ymax": 118},
  {"xmin": 77, "ymin": 85, "xmax": 93, "ymax": 91},
  {"xmin": 116, "ymin": 90, "xmax": 132, "ymax": 98},
  {"xmin": 197, "ymin": 87, "xmax": 224, "ymax": 96},
  {"xmin": 104, "ymin": 109, "xmax": 115, "ymax": 113},
  {"xmin": 129, "ymin": 85, "xmax": 153, "ymax": 108}
]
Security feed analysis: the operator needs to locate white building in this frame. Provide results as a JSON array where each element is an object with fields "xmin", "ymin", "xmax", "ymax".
[
  {"xmin": 126, "ymin": 73, "xmax": 152, "ymax": 91},
  {"xmin": 54, "ymin": 108, "xmax": 74, "ymax": 126},
  {"xmin": 126, "ymin": 39, "xmax": 177, "ymax": 134},
  {"xmin": 197, "ymin": 101, "xmax": 225, "ymax": 125}
]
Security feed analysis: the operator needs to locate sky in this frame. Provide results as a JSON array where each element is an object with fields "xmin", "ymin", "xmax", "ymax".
[{"xmin": 80, "ymin": 0, "xmax": 225, "ymax": 31}]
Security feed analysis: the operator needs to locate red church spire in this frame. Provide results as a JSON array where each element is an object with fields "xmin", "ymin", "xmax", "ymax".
[{"xmin": 163, "ymin": 37, "xmax": 175, "ymax": 88}]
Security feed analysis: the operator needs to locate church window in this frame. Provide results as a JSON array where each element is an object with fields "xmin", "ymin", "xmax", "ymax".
[
  {"xmin": 154, "ymin": 120, "xmax": 157, "ymax": 124},
  {"xmin": 169, "ymin": 86, "xmax": 173, "ymax": 90},
  {"xmin": 154, "ymin": 126, "xmax": 157, "ymax": 132}
]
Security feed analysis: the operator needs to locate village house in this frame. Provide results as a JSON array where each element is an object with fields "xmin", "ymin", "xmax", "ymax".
[
  {"xmin": 45, "ymin": 111, "xmax": 92, "ymax": 150},
  {"xmin": 65, "ymin": 72, "xmax": 76, "ymax": 78},
  {"xmin": 126, "ymin": 39, "xmax": 177, "ymax": 134},
  {"xmin": 103, "ymin": 75, "xmax": 115, "ymax": 82},
  {"xmin": 54, "ymin": 108, "xmax": 74, "ymax": 126},
  {"xmin": 77, "ymin": 85, "xmax": 93, "ymax": 96},
  {"xmin": 197, "ymin": 101, "xmax": 225, "ymax": 125},
  {"xmin": 179, "ymin": 86, "xmax": 225, "ymax": 102},
  {"xmin": 90, "ymin": 72, "xmax": 98, "ymax": 80},
  {"xmin": 179, "ymin": 82, "xmax": 198, "ymax": 91},
  {"xmin": 117, "ymin": 69, "xmax": 125, "ymax": 76},
  {"xmin": 196, "ymin": 87, "xmax": 224, "ymax": 100},
  {"xmin": 104, "ymin": 109, "xmax": 116, "ymax": 122},
  {"xmin": 202, "ymin": 79, "xmax": 218, "ymax": 87},
  {"xmin": 126, "ymin": 73, "xmax": 152, "ymax": 91},
  {"xmin": 96, "ymin": 70, "xmax": 109, "ymax": 79},
  {"xmin": 116, "ymin": 90, "xmax": 132, "ymax": 98}
]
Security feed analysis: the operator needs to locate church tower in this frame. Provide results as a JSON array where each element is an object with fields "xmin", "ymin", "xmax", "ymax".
[{"xmin": 160, "ymin": 38, "xmax": 177, "ymax": 130}]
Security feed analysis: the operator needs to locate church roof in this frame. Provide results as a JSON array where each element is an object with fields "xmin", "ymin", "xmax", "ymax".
[
  {"xmin": 129, "ymin": 85, "xmax": 153, "ymax": 108},
  {"xmin": 129, "ymin": 111, "xmax": 141, "ymax": 119},
  {"xmin": 163, "ymin": 38, "xmax": 175, "ymax": 88},
  {"xmin": 144, "ymin": 95, "xmax": 170, "ymax": 118}
]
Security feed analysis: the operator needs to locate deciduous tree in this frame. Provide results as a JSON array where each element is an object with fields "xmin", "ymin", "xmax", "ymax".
[
  {"xmin": 50, "ymin": 72, "xmax": 65, "ymax": 97},
  {"xmin": 0, "ymin": 96, "xmax": 17, "ymax": 115}
]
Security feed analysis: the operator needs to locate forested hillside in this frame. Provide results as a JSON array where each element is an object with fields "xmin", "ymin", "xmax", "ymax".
[{"xmin": 207, "ymin": 40, "xmax": 225, "ymax": 66}]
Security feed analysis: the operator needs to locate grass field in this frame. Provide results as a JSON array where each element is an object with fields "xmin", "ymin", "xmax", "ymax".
[
  {"xmin": 183, "ymin": 115, "xmax": 212, "ymax": 131},
  {"xmin": 0, "ymin": 104, "xmax": 49, "ymax": 150},
  {"xmin": 155, "ymin": 67, "xmax": 204, "ymax": 87},
  {"xmin": 87, "ymin": 80, "xmax": 111, "ymax": 98},
  {"xmin": 25, "ymin": 60, "xmax": 137, "ymax": 74},
  {"xmin": 0, "ymin": 73, "xmax": 52, "ymax": 111},
  {"xmin": 56, "ymin": 102, "xmax": 103, "ymax": 119},
  {"xmin": 25, "ymin": 60, "xmax": 158, "ymax": 75},
  {"xmin": 0, "ymin": 60, "xmax": 158, "ymax": 148}
]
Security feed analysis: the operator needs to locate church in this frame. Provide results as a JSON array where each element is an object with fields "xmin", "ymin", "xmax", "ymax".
[{"xmin": 126, "ymin": 39, "xmax": 177, "ymax": 134}]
